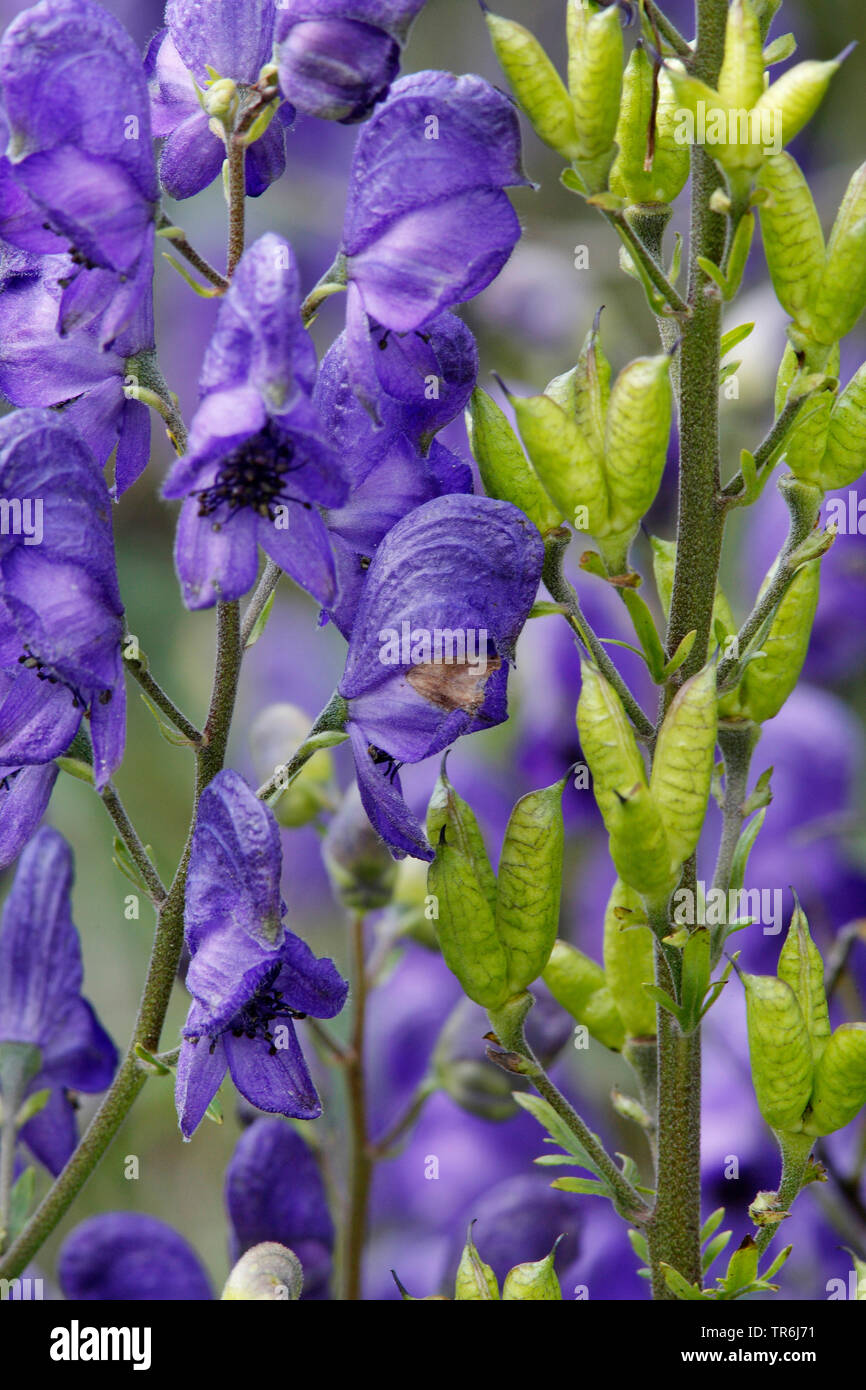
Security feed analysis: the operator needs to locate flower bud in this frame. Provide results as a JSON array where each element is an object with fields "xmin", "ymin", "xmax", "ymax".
[
  {"xmin": 322, "ymin": 783, "xmax": 398, "ymax": 910},
  {"xmin": 566, "ymin": 0, "xmax": 624, "ymax": 189},
  {"xmin": 811, "ymin": 162, "xmax": 866, "ymax": 345},
  {"xmin": 221, "ymin": 1242, "xmax": 303, "ymax": 1300},
  {"xmin": 512, "ymin": 387, "xmax": 609, "ymax": 535},
  {"xmin": 806, "ymin": 1024, "xmax": 866, "ymax": 1136},
  {"xmin": 433, "ymin": 999, "xmax": 521, "ymax": 1121},
  {"xmin": 717, "ymin": 0, "xmax": 765, "ymax": 113},
  {"xmin": 542, "ymin": 939, "xmax": 625, "ymax": 1051},
  {"xmin": 502, "ymin": 1244, "xmax": 562, "ymax": 1300},
  {"xmin": 823, "ymin": 360, "xmax": 866, "ymax": 489},
  {"xmin": 203, "ymin": 77, "xmax": 239, "ymax": 125},
  {"xmin": 467, "ymin": 387, "xmax": 562, "ymax": 533},
  {"xmin": 758, "ymin": 154, "xmax": 825, "ymax": 323},
  {"xmin": 603, "ymin": 878, "xmax": 656, "ymax": 1040},
  {"xmin": 275, "ymin": 2, "xmax": 422, "ymax": 123},
  {"xmin": 485, "ymin": 12, "xmax": 581, "ymax": 159},
  {"xmin": 609, "ymin": 45, "xmax": 689, "ymax": 206},
  {"xmin": 650, "ymin": 663, "xmax": 718, "ymax": 871},
  {"xmin": 777, "ymin": 901, "xmax": 830, "ymax": 1065},
  {"xmin": 250, "ymin": 703, "xmax": 336, "ymax": 828},
  {"xmin": 602, "ymin": 354, "xmax": 672, "ymax": 538},
  {"xmin": 736, "ymin": 559, "xmax": 821, "ymax": 723},
  {"xmin": 454, "ymin": 1225, "xmax": 499, "ymax": 1300},
  {"xmin": 744, "ymin": 974, "xmax": 813, "ymax": 1133}
]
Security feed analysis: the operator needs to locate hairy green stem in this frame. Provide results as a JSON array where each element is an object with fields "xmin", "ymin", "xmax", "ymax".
[
  {"xmin": 241, "ymin": 560, "xmax": 282, "ymax": 647},
  {"xmin": 101, "ymin": 781, "xmax": 167, "ymax": 906},
  {"xmin": 157, "ymin": 212, "xmax": 229, "ymax": 291},
  {"xmin": 124, "ymin": 653, "xmax": 202, "ymax": 745},
  {"xmin": 196, "ymin": 601, "xmax": 243, "ymax": 798},
  {"xmin": 343, "ymin": 914, "xmax": 372, "ymax": 1301},
  {"xmin": 754, "ymin": 1133, "xmax": 815, "ymax": 1257},
  {"xmin": 257, "ymin": 691, "xmax": 349, "ymax": 802},
  {"xmin": 605, "ymin": 209, "xmax": 691, "ymax": 319},
  {"xmin": 226, "ymin": 139, "xmax": 246, "ymax": 278}
]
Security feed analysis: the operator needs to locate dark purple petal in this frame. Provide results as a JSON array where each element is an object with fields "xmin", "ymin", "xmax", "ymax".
[
  {"xmin": 176, "ymin": 1018, "xmax": 229, "ymax": 1140},
  {"xmin": 58, "ymin": 1213, "xmax": 214, "ymax": 1300},
  {"xmin": 0, "ymin": 671, "xmax": 83, "ymax": 768},
  {"xmin": 224, "ymin": 1026, "xmax": 322, "ymax": 1119},
  {"xmin": 19, "ymin": 1084, "xmax": 77, "ymax": 1177},
  {"xmin": 167, "ymin": 0, "xmax": 276, "ymax": 85},
  {"xmin": 225, "ymin": 1117, "xmax": 334, "ymax": 1297},
  {"xmin": 277, "ymin": 17, "xmax": 399, "ymax": 123},
  {"xmin": 244, "ymin": 118, "xmax": 290, "ymax": 197},
  {"xmin": 173, "ymin": 493, "xmax": 261, "ymax": 610},
  {"xmin": 272, "ymin": 933, "xmax": 349, "ymax": 1018},
  {"xmin": 158, "ymin": 108, "xmax": 225, "ymax": 201},
  {"xmin": 258, "ymin": 501, "xmax": 337, "ymax": 607},
  {"xmin": 0, "ymin": 827, "xmax": 81, "ymax": 1046},
  {"xmin": 349, "ymin": 722, "xmax": 432, "ymax": 860},
  {"xmin": 0, "ymin": 762, "xmax": 58, "ymax": 870},
  {"xmin": 113, "ymin": 399, "xmax": 151, "ymax": 498},
  {"xmin": 38, "ymin": 996, "xmax": 117, "ymax": 1092}
]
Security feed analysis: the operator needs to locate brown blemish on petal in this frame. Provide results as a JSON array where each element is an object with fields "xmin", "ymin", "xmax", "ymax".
[{"xmin": 406, "ymin": 657, "xmax": 502, "ymax": 713}]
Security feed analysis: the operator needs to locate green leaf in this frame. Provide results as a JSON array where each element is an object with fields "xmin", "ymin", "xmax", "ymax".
[
  {"xmin": 551, "ymin": 1176, "xmax": 610, "ymax": 1197},
  {"xmin": 496, "ymin": 780, "xmax": 566, "ymax": 994},
  {"xmin": 112, "ymin": 835, "xmax": 148, "ymax": 894},
  {"xmin": 742, "ymin": 766, "xmax": 773, "ymax": 816},
  {"xmin": 729, "ymin": 807, "xmax": 767, "ymax": 895},
  {"xmin": 139, "ymin": 690, "xmax": 194, "ymax": 746},
  {"xmin": 763, "ymin": 1244, "xmax": 793, "ymax": 1281},
  {"xmin": 513, "ymin": 1092, "xmax": 602, "ymax": 1176},
  {"xmin": 642, "ymin": 984, "xmax": 687, "ymax": 1029},
  {"xmin": 680, "ymin": 928, "xmax": 712, "ymax": 1033},
  {"xmin": 720, "ymin": 322, "xmax": 755, "ymax": 358},
  {"xmin": 661, "ymin": 1263, "xmax": 708, "ymax": 1300},
  {"xmin": 763, "ymin": 33, "xmax": 796, "ymax": 65},
  {"xmin": 696, "ymin": 255, "xmax": 728, "ymax": 296},
  {"xmin": 161, "ymin": 251, "xmax": 224, "ymax": 297},
  {"xmin": 628, "ymin": 1229, "xmax": 649, "ymax": 1263},
  {"xmin": 700, "ymin": 1207, "xmax": 726, "ymax": 1244},
  {"xmin": 622, "ymin": 589, "xmax": 666, "ymax": 682},
  {"xmin": 702, "ymin": 1230, "xmax": 732, "ymax": 1275},
  {"xmin": 14, "ymin": 1087, "xmax": 51, "ymax": 1129},
  {"xmin": 661, "ymin": 629, "xmax": 697, "ymax": 680},
  {"xmin": 244, "ymin": 588, "xmax": 276, "ymax": 648}
]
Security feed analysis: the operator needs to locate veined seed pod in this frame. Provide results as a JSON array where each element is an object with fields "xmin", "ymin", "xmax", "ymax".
[
  {"xmin": 650, "ymin": 663, "xmax": 718, "ymax": 871},
  {"xmin": 427, "ymin": 839, "xmax": 509, "ymax": 1010},
  {"xmin": 543, "ymin": 939, "xmax": 626, "ymax": 1051},
  {"xmin": 512, "ymin": 390, "xmax": 609, "ymax": 535},
  {"xmin": 608, "ymin": 782, "xmax": 677, "ymax": 902},
  {"xmin": 823, "ymin": 360, "xmax": 866, "ymax": 489},
  {"xmin": 455, "ymin": 1226, "xmax": 500, "ymax": 1300},
  {"xmin": 806, "ymin": 1023, "xmax": 866, "ymax": 1136},
  {"xmin": 602, "ymin": 354, "xmax": 672, "ymax": 538},
  {"xmin": 576, "ymin": 662, "xmax": 648, "ymax": 828},
  {"xmin": 758, "ymin": 154, "xmax": 825, "ymax": 324},
  {"xmin": 496, "ymin": 780, "xmax": 566, "ymax": 997},
  {"xmin": 602, "ymin": 878, "xmax": 656, "ymax": 1039},
  {"xmin": 717, "ymin": 0, "xmax": 765, "ymax": 114},
  {"xmin": 777, "ymin": 901, "xmax": 831, "ymax": 1065},
  {"xmin": 566, "ymin": 0, "xmax": 623, "ymax": 187},
  {"xmin": 738, "ymin": 559, "xmax": 821, "ymax": 723},
  {"xmin": 773, "ymin": 343, "xmax": 838, "ymax": 485},
  {"xmin": 811, "ymin": 162, "xmax": 866, "ymax": 346},
  {"xmin": 744, "ymin": 974, "xmax": 813, "ymax": 1133},
  {"xmin": 609, "ymin": 45, "xmax": 689, "ymax": 206},
  {"xmin": 467, "ymin": 388, "xmax": 562, "ymax": 533},
  {"xmin": 427, "ymin": 763, "xmax": 496, "ymax": 912},
  {"xmin": 485, "ymin": 12, "xmax": 582, "ymax": 160},
  {"xmin": 546, "ymin": 317, "xmax": 611, "ymax": 465},
  {"xmin": 753, "ymin": 57, "xmax": 844, "ymax": 163},
  {"xmin": 502, "ymin": 1245, "xmax": 562, "ymax": 1300}
]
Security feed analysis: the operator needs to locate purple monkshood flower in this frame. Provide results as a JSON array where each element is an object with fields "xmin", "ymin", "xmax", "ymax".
[
  {"xmin": 314, "ymin": 310, "xmax": 477, "ymax": 635},
  {"xmin": 146, "ymin": 0, "xmax": 295, "ymax": 201},
  {"xmin": 275, "ymin": 0, "xmax": 425, "ymax": 123},
  {"xmin": 175, "ymin": 770, "xmax": 348, "ymax": 1138},
  {"xmin": 0, "ymin": 251, "xmax": 153, "ymax": 497},
  {"xmin": 341, "ymin": 70, "xmax": 530, "ymax": 411},
  {"xmin": 337, "ymin": 493, "xmax": 544, "ymax": 860},
  {"xmin": 163, "ymin": 232, "xmax": 347, "ymax": 609},
  {"xmin": 0, "ymin": 410, "xmax": 126, "ymax": 791},
  {"xmin": 0, "ymin": 0, "xmax": 159, "ymax": 348},
  {"xmin": 57, "ymin": 1117, "xmax": 333, "ymax": 1299},
  {"xmin": 0, "ymin": 827, "xmax": 117, "ymax": 1177}
]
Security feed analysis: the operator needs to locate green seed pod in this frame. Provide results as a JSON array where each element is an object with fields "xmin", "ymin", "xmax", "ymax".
[
  {"xmin": 467, "ymin": 387, "xmax": 562, "ymax": 533},
  {"xmin": 512, "ymin": 390, "xmax": 609, "ymax": 535},
  {"xmin": 602, "ymin": 354, "xmax": 672, "ymax": 537},
  {"xmin": 543, "ymin": 939, "xmax": 626, "ymax": 1051},
  {"xmin": 486, "ymin": 13, "xmax": 581, "ymax": 160},
  {"xmin": 773, "ymin": 341, "xmax": 840, "ymax": 483},
  {"xmin": 811, "ymin": 162, "xmax": 866, "ymax": 346},
  {"xmin": 823, "ymin": 360, "xmax": 866, "ymax": 489},
  {"xmin": 427, "ymin": 763, "xmax": 497, "ymax": 913},
  {"xmin": 664, "ymin": 66, "xmax": 737, "ymax": 169},
  {"xmin": 608, "ymin": 782, "xmax": 677, "ymax": 902},
  {"xmin": 249, "ymin": 703, "xmax": 337, "ymax": 828},
  {"xmin": 576, "ymin": 662, "xmax": 648, "ymax": 829},
  {"xmin": 547, "ymin": 317, "xmax": 611, "ymax": 465},
  {"xmin": 602, "ymin": 878, "xmax": 656, "ymax": 1039},
  {"xmin": 221, "ymin": 1243, "xmax": 303, "ymax": 1301},
  {"xmin": 718, "ymin": 0, "xmax": 765, "ymax": 113},
  {"xmin": 650, "ymin": 663, "xmax": 718, "ymax": 870},
  {"xmin": 777, "ymin": 901, "xmax": 831, "ymax": 1066},
  {"xmin": 744, "ymin": 974, "xmax": 813, "ymax": 1133},
  {"xmin": 754, "ymin": 58, "xmax": 843, "ymax": 160},
  {"xmin": 609, "ymin": 46, "xmax": 690, "ymax": 206},
  {"xmin": 496, "ymin": 780, "xmax": 566, "ymax": 995},
  {"xmin": 806, "ymin": 1023, "xmax": 866, "ymax": 1136},
  {"xmin": 738, "ymin": 559, "xmax": 821, "ymax": 723},
  {"xmin": 566, "ymin": 0, "xmax": 623, "ymax": 187},
  {"xmin": 502, "ymin": 1245, "xmax": 562, "ymax": 1300},
  {"xmin": 455, "ymin": 1225, "xmax": 500, "ymax": 1300},
  {"xmin": 428, "ymin": 838, "xmax": 509, "ymax": 1010},
  {"xmin": 757, "ymin": 154, "xmax": 825, "ymax": 323}
]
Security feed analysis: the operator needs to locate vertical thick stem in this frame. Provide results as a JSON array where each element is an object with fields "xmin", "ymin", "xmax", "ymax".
[
  {"xmin": 647, "ymin": 945, "xmax": 703, "ymax": 1297},
  {"xmin": 226, "ymin": 139, "xmax": 246, "ymax": 279},
  {"xmin": 343, "ymin": 914, "xmax": 372, "ymax": 1301},
  {"xmin": 196, "ymin": 600, "xmax": 242, "ymax": 798}
]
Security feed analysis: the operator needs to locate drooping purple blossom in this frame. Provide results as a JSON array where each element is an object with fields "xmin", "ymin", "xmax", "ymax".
[
  {"xmin": 0, "ymin": 409, "xmax": 126, "ymax": 791},
  {"xmin": 337, "ymin": 493, "xmax": 544, "ymax": 859},
  {"xmin": 226, "ymin": 1117, "xmax": 335, "ymax": 1299},
  {"xmin": 175, "ymin": 770, "xmax": 348, "ymax": 1138},
  {"xmin": 163, "ymin": 233, "xmax": 347, "ymax": 609},
  {"xmin": 275, "ymin": 0, "xmax": 425, "ymax": 123},
  {"xmin": 0, "ymin": 250, "xmax": 153, "ymax": 497},
  {"xmin": 0, "ymin": 0, "xmax": 159, "ymax": 348},
  {"xmin": 146, "ymin": 0, "xmax": 295, "ymax": 201},
  {"xmin": 58, "ymin": 1212, "xmax": 214, "ymax": 1300},
  {"xmin": 340, "ymin": 70, "xmax": 529, "ymax": 409},
  {"xmin": 0, "ymin": 827, "xmax": 117, "ymax": 1176}
]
